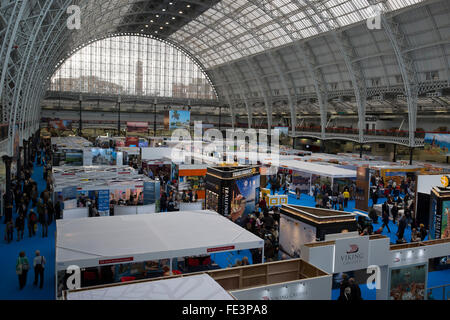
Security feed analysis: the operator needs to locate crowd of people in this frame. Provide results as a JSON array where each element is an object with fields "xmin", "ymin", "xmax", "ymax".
[{"xmin": 3, "ymin": 138, "xmax": 53, "ymax": 290}]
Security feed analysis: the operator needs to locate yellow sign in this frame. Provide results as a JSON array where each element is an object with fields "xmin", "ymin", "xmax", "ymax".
[{"xmin": 441, "ymin": 176, "xmax": 449, "ymax": 188}]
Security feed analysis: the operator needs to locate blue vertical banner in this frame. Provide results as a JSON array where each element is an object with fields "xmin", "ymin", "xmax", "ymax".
[
  {"xmin": 144, "ymin": 182, "xmax": 155, "ymax": 205},
  {"xmin": 98, "ymin": 190, "xmax": 110, "ymax": 216}
]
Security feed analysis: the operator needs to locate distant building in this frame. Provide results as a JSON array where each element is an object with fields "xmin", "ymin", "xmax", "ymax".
[
  {"xmin": 136, "ymin": 60, "xmax": 143, "ymax": 95},
  {"xmin": 51, "ymin": 76, "xmax": 123, "ymax": 94}
]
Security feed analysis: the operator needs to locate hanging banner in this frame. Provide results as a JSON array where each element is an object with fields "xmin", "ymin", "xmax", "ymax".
[
  {"xmin": 126, "ymin": 121, "xmax": 148, "ymax": 134},
  {"xmin": 97, "ymin": 190, "xmax": 110, "ymax": 216}
]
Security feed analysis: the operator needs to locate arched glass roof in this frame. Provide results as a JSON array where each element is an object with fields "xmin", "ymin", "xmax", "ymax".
[{"xmin": 50, "ymin": 35, "xmax": 217, "ymax": 99}]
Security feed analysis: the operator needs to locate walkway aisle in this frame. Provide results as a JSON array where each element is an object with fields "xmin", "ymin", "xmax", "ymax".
[{"xmin": 0, "ymin": 155, "xmax": 55, "ymax": 300}]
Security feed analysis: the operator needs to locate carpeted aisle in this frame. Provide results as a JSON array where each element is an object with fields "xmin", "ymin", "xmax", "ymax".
[{"xmin": 0, "ymin": 155, "xmax": 55, "ymax": 300}]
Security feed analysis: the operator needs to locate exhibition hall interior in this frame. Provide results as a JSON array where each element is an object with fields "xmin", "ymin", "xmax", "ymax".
[{"xmin": 1, "ymin": 0, "xmax": 450, "ymax": 302}]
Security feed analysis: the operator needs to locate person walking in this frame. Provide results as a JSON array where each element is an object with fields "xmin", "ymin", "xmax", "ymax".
[
  {"xmin": 6, "ymin": 220, "xmax": 14, "ymax": 243},
  {"xmin": 343, "ymin": 189, "xmax": 350, "ymax": 208},
  {"xmin": 27, "ymin": 209, "xmax": 38, "ymax": 238},
  {"xmin": 15, "ymin": 214, "xmax": 25, "ymax": 241},
  {"xmin": 16, "ymin": 251, "xmax": 30, "ymax": 290},
  {"xmin": 391, "ymin": 203, "xmax": 399, "ymax": 224},
  {"xmin": 33, "ymin": 250, "xmax": 46, "ymax": 289},
  {"xmin": 381, "ymin": 210, "xmax": 391, "ymax": 233},
  {"xmin": 397, "ymin": 215, "xmax": 407, "ymax": 241},
  {"xmin": 39, "ymin": 207, "xmax": 49, "ymax": 238}
]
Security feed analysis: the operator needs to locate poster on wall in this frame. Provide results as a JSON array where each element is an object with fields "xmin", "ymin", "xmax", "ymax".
[
  {"xmin": 127, "ymin": 122, "xmax": 148, "ymax": 134},
  {"xmin": 355, "ymin": 167, "xmax": 370, "ymax": 213},
  {"xmin": 289, "ymin": 171, "xmax": 311, "ymax": 194},
  {"xmin": 424, "ymin": 133, "xmax": 450, "ymax": 156},
  {"xmin": 442, "ymin": 200, "xmax": 450, "ymax": 239},
  {"xmin": 97, "ymin": 190, "xmax": 110, "ymax": 216},
  {"xmin": 62, "ymin": 186, "xmax": 77, "ymax": 201},
  {"xmin": 169, "ymin": 110, "xmax": 190, "ymax": 130},
  {"xmin": 230, "ymin": 175, "xmax": 260, "ymax": 226},
  {"xmin": 65, "ymin": 151, "xmax": 83, "ymax": 166},
  {"xmin": 389, "ymin": 264, "xmax": 427, "ymax": 300},
  {"xmin": 279, "ymin": 214, "xmax": 316, "ymax": 258},
  {"xmin": 333, "ymin": 236, "xmax": 369, "ymax": 273}
]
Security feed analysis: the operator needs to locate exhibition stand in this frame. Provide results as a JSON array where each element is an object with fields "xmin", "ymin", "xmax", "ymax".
[
  {"xmin": 51, "ymin": 137, "xmax": 93, "ymax": 166},
  {"xmin": 205, "ymin": 165, "xmax": 260, "ymax": 226},
  {"xmin": 55, "ymin": 210, "xmax": 264, "ymax": 298},
  {"xmin": 300, "ymin": 234, "xmax": 450, "ymax": 300},
  {"xmin": 64, "ymin": 274, "xmax": 234, "ymax": 300},
  {"xmin": 279, "ymin": 204, "xmax": 358, "ymax": 258},
  {"xmin": 52, "ymin": 166, "xmax": 159, "ymax": 216},
  {"xmin": 272, "ymin": 160, "xmax": 356, "ymax": 195},
  {"xmin": 178, "ymin": 164, "xmax": 208, "ymax": 199},
  {"xmin": 429, "ymin": 186, "xmax": 450, "ymax": 240}
]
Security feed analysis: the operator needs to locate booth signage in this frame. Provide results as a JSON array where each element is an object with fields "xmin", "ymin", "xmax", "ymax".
[
  {"xmin": 232, "ymin": 168, "xmax": 256, "ymax": 178},
  {"xmin": 441, "ymin": 175, "xmax": 449, "ymax": 188},
  {"xmin": 207, "ymin": 245, "xmax": 235, "ymax": 253},
  {"xmin": 97, "ymin": 190, "xmax": 110, "ymax": 215},
  {"xmin": 333, "ymin": 236, "xmax": 369, "ymax": 273},
  {"xmin": 99, "ymin": 257, "xmax": 134, "ymax": 265}
]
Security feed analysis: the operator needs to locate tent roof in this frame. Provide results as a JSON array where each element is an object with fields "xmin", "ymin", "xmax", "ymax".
[
  {"xmin": 275, "ymin": 160, "xmax": 356, "ymax": 178},
  {"xmin": 56, "ymin": 210, "xmax": 263, "ymax": 270},
  {"xmin": 65, "ymin": 274, "xmax": 233, "ymax": 300}
]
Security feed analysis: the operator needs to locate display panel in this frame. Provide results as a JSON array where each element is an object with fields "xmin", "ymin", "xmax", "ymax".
[
  {"xmin": 279, "ymin": 214, "xmax": 316, "ymax": 258},
  {"xmin": 91, "ymin": 148, "xmax": 117, "ymax": 165},
  {"xmin": 206, "ymin": 190, "xmax": 219, "ymax": 213},
  {"xmin": 389, "ymin": 264, "xmax": 427, "ymax": 300},
  {"xmin": 231, "ymin": 175, "xmax": 260, "ymax": 225}
]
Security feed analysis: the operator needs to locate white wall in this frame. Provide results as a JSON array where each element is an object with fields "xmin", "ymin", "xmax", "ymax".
[{"xmin": 230, "ymin": 275, "xmax": 332, "ymax": 300}]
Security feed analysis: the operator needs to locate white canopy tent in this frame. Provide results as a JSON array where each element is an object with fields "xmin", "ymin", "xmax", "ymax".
[
  {"xmin": 64, "ymin": 274, "xmax": 234, "ymax": 300},
  {"xmin": 56, "ymin": 210, "xmax": 264, "ymax": 272}
]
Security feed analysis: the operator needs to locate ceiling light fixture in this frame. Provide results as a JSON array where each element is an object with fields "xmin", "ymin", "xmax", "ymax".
[{"xmin": 179, "ymin": 11, "xmax": 183, "ymax": 14}]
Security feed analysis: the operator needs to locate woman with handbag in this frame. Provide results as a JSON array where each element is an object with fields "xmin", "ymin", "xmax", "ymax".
[{"xmin": 16, "ymin": 251, "xmax": 30, "ymax": 289}]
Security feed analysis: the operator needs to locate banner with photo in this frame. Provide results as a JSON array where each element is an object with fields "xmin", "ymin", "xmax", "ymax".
[
  {"xmin": 424, "ymin": 133, "xmax": 450, "ymax": 156},
  {"xmin": 127, "ymin": 122, "xmax": 148, "ymax": 134},
  {"xmin": 230, "ymin": 175, "xmax": 260, "ymax": 226},
  {"xmin": 289, "ymin": 171, "xmax": 311, "ymax": 194},
  {"xmin": 389, "ymin": 264, "xmax": 427, "ymax": 300},
  {"xmin": 169, "ymin": 110, "xmax": 190, "ymax": 130},
  {"xmin": 49, "ymin": 120, "xmax": 72, "ymax": 130}
]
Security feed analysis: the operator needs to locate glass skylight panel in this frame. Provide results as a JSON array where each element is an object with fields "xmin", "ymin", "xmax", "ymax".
[{"xmin": 169, "ymin": 0, "xmax": 423, "ymax": 68}]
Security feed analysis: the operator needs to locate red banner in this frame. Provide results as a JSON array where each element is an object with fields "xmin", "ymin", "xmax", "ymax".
[
  {"xmin": 99, "ymin": 257, "xmax": 134, "ymax": 265},
  {"xmin": 125, "ymin": 136, "xmax": 139, "ymax": 147},
  {"xmin": 207, "ymin": 245, "xmax": 235, "ymax": 253}
]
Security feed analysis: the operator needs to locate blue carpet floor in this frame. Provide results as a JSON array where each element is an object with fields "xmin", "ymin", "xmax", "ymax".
[{"xmin": 0, "ymin": 156, "xmax": 56, "ymax": 300}]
